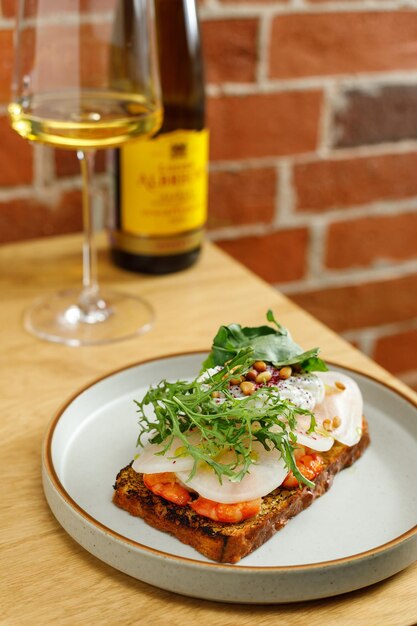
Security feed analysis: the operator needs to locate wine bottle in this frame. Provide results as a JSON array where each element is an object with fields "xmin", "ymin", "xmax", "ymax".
[{"xmin": 110, "ymin": 0, "xmax": 208, "ymax": 274}]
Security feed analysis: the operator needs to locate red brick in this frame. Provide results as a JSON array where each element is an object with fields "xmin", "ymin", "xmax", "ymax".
[
  {"xmin": 0, "ymin": 190, "xmax": 82, "ymax": 243},
  {"xmin": 0, "ymin": 116, "xmax": 33, "ymax": 186},
  {"xmin": 208, "ymin": 91, "xmax": 322, "ymax": 160},
  {"xmin": 326, "ymin": 213, "xmax": 417, "ymax": 269},
  {"xmin": 208, "ymin": 168, "xmax": 276, "ymax": 229},
  {"xmin": 202, "ymin": 19, "xmax": 258, "ymax": 84},
  {"xmin": 334, "ymin": 86, "xmax": 417, "ymax": 148},
  {"xmin": 1, "ymin": 5, "xmax": 112, "ymax": 100},
  {"xmin": 217, "ymin": 228, "xmax": 308, "ymax": 283},
  {"xmin": 269, "ymin": 12, "xmax": 417, "ymax": 79},
  {"xmin": 14, "ymin": 23, "xmax": 110, "ymax": 93},
  {"xmin": 290, "ymin": 273, "xmax": 417, "ymax": 333},
  {"xmin": 1, "ymin": 1, "xmax": 15, "ymax": 17},
  {"xmin": 294, "ymin": 153, "xmax": 417, "ymax": 212},
  {"xmin": 0, "ymin": 29, "xmax": 14, "ymax": 103},
  {"xmin": 55, "ymin": 149, "xmax": 107, "ymax": 177},
  {"xmin": 374, "ymin": 329, "xmax": 417, "ymax": 374}
]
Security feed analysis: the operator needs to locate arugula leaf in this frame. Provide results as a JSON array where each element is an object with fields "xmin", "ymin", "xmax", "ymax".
[
  {"xmin": 135, "ymin": 350, "xmax": 316, "ymax": 488},
  {"xmin": 134, "ymin": 313, "xmax": 327, "ymax": 489},
  {"xmin": 202, "ymin": 310, "xmax": 327, "ymax": 373}
]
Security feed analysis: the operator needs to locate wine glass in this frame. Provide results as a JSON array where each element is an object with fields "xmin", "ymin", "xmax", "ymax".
[{"xmin": 8, "ymin": 0, "xmax": 162, "ymax": 346}]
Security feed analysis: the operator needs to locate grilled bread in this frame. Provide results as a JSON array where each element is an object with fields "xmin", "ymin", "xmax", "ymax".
[{"xmin": 113, "ymin": 418, "xmax": 370, "ymax": 563}]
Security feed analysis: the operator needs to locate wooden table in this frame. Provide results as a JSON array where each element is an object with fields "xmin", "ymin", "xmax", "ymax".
[{"xmin": 1, "ymin": 234, "xmax": 416, "ymax": 625}]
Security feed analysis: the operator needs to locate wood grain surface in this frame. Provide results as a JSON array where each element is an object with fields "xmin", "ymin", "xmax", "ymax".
[{"xmin": 1, "ymin": 234, "xmax": 416, "ymax": 626}]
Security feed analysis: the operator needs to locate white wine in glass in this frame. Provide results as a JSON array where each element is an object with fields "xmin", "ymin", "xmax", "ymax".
[{"xmin": 8, "ymin": 0, "xmax": 162, "ymax": 346}]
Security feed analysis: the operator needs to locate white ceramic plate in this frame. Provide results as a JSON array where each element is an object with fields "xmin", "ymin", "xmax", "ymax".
[{"xmin": 42, "ymin": 352, "xmax": 417, "ymax": 603}]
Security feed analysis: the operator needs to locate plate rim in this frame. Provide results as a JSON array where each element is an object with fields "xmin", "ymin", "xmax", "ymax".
[{"xmin": 42, "ymin": 350, "xmax": 417, "ymax": 572}]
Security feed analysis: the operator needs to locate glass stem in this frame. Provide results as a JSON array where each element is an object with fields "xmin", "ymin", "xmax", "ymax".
[{"xmin": 77, "ymin": 149, "xmax": 99, "ymax": 301}]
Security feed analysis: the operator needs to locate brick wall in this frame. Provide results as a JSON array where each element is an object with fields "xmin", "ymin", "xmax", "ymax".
[
  {"xmin": 201, "ymin": 0, "xmax": 417, "ymax": 391},
  {"xmin": 1, "ymin": 1, "xmax": 417, "ymax": 390}
]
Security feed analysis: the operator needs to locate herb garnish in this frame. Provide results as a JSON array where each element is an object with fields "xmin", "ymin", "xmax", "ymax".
[
  {"xmin": 135, "ymin": 348, "xmax": 317, "ymax": 488},
  {"xmin": 202, "ymin": 310, "xmax": 327, "ymax": 373}
]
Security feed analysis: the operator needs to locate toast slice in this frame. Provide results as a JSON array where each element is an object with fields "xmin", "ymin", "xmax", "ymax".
[{"xmin": 113, "ymin": 419, "xmax": 370, "ymax": 564}]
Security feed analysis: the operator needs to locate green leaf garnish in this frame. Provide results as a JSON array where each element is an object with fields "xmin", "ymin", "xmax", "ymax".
[{"xmin": 201, "ymin": 310, "xmax": 327, "ymax": 373}]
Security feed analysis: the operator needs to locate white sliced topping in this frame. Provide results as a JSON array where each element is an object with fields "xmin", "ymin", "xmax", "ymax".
[
  {"xmin": 176, "ymin": 442, "xmax": 288, "ymax": 504},
  {"xmin": 270, "ymin": 371, "xmax": 363, "ymax": 451},
  {"xmin": 132, "ymin": 432, "xmax": 200, "ymax": 474},
  {"xmin": 293, "ymin": 413, "xmax": 334, "ymax": 451},
  {"xmin": 314, "ymin": 371, "xmax": 363, "ymax": 447}
]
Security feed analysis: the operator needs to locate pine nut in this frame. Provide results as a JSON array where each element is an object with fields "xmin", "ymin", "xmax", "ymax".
[
  {"xmin": 253, "ymin": 361, "xmax": 267, "ymax": 372},
  {"xmin": 230, "ymin": 376, "xmax": 244, "ymax": 385},
  {"xmin": 246, "ymin": 369, "xmax": 258, "ymax": 381},
  {"xmin": 222, "ymin": 365, "xmax": 240, "ymax": 380},
  {"xmin": 332, "ymin": 416, "xmax": 341, "ymax": 428},
  {"xmin": 211, "ymin": 391, "xmax": 220, "ymax": 398},
  {"xmin": 279, "ymin": 366, "xmax": 292, "ymax": 380},
  {"xmin": 240, "ymin": 381, "xmax": 256, "ymax": 396},
  {"xmin": 335, "ymin": 381, "xmax": 346, "ymax": 391},
  {"xmin": 256, "ymin": 371, "xmax": 272, "ymax": 384},
  {"xmin": 323, "ymin": 418, "xmax": 333, "ymax": 431}
]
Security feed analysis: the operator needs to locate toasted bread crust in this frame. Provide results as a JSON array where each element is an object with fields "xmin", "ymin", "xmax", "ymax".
[{"xmin": 113, "ymin": 419, "xmax": 370, "ymax": 563}]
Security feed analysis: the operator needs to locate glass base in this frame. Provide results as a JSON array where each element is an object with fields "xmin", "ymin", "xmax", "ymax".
[{"xmin": 23, "ymin": 288, "xmax": 154, "ymax": 346}]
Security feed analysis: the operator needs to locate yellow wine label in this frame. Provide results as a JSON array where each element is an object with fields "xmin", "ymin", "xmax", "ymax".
[{"xmin": 121, "ymin": 129, "xmax": 209, "ymax": 237}]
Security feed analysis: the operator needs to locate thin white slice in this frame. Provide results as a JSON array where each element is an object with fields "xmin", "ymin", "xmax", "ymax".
[
  {"xmin": 132, "ymin": 432, "xmax": 200, "ymax": 474},
  {"xmin": 293, "ymin": 413, "xmax": 334, "ymax": 451},
  {"xmin": 315, "ymin": 371, "xmax": 363, "ymax": 447},
  {"xmin": 176, "ymin": 441, "xmax": 288, "ymax": 504}
]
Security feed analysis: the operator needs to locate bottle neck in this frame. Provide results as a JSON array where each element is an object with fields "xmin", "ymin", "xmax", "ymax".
[{"xmin": 155, "ymin": 0, "xmax": 205, "ymax": 117}]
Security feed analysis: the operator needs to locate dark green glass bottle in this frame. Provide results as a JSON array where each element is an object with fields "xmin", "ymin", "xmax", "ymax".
[{"xmin": 110, "ymin": 0, "xmax": 208, "ymax": 274}]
